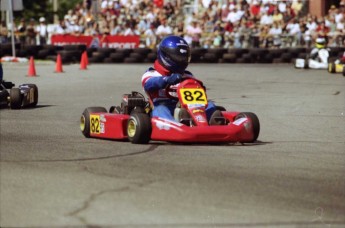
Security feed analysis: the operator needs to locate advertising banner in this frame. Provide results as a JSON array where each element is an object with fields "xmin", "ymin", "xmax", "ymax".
[{"xmin": 51, "ymin": 35, "xmax": 140, "ymax": 48}]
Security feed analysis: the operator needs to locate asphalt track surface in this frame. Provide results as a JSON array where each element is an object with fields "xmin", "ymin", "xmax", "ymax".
[{"xmin": 0, "ymin": 62, "xmax": 344, "ymax": 228}]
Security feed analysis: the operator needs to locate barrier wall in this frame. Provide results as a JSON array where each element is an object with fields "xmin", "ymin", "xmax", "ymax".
[{"xmin": 1, "ymin": 43, "xmax": 344, "ymax": 64}]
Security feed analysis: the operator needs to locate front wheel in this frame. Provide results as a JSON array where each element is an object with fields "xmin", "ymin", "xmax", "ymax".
[
  {"xmin": 80, "ymin": 107, "xmax": 107, "ymax": 138},
  {"xmin": 127, "ymin": 112, "xmax": 152, "ymax": 144},
  {"xmin": 10, "ymin": 88, "xmax": 22, "ymax": 109},
  {"xmin": 235, "ymin": 112, "xmax": 260, "ymax": 143}
]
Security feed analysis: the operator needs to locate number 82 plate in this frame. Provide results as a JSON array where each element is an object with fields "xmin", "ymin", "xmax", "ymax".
[{"xmin": 179, "ymin": 88, "xmax": 207, "ymax": 105}]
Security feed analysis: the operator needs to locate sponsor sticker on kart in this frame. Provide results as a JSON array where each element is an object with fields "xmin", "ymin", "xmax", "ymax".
[
  {"xmin": 233, "ymin": 117, "xmax": 247, "ymax": 126},
  {"xmin": 179, "ymin": 88, "xmax": 207, "ymax": 105},
  {"xmin": 29, "ymin": 88, "xmax": 34, "ymax": 103}
]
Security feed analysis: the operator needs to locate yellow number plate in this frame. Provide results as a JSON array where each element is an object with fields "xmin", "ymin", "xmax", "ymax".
[
  {"xmin": 90, "ymin": 115, "xmax": 100, "ymax": 134},
  {"xmin": 180, "ymin": 88, "xmax": 207, "ymax": 105}
]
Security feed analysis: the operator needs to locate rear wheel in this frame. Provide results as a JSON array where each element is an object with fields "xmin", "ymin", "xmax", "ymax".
[
  {"xmin": 80, "ymin": 107, "xmax": 107, "ymax": 138},
  {"xmin": 10, "ymin": 88, "xmax": 22, "ymax": 109},
  {"xmin": 235, "ymin": 112, "xmax": 260, "ymax": 142},
  {"xmin": 343, "ymin": 66, "xmax": 345, "ymax": 77},
  {"xmin": 127, "ymin": 112, "xmax": 151, "ymax": 144}
]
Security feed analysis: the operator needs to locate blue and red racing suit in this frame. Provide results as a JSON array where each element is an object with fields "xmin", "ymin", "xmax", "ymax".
[{"xmin": 141, "ymin": 60, "xmax": 216, "ymax": 122}]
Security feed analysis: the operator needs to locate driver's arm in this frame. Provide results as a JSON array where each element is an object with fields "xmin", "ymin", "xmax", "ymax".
[{"xmin": 143, "ymin": 74, "xmax": 182, "ymax": 93}]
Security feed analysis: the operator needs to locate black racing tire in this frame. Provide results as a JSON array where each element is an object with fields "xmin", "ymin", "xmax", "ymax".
[
  {"xmin": 328, "ymin": 63, "xmax": 336, "ymax": 73},
  {"xmin": 216, "ymin": 105, "xmax": 226, "ymax": 111},
  {"xmin": 203, "ymin": 53, "xmax": 218, "ymax": 63},
  {"xmin": 343, "ymin": 66, "xmax": 345, "ymax": 77},
  {"xmin": 23, "ymin": 84, "xmax": 38, "ymax": 107},
  {"xmin": 133, "ymin": 48, "xmax": 151, "ymax": 55},
  {"xmin": 10, "ymin": 88, "xmax": 22, "ymax": 109},
  {"xmin": 235, "ymin": 112, "xmax": 260, "ymax": 143},
  {"xmin": 304, "ymin": 57, "xmax": 309, "ymax": 69},
  {"xmin": 124, "ymin": 57, "xmax": 139, "ymax": 63},
  {"xmin": 127, "ymin": 112, "xmax": 151, "ymax": 144},
  {"xmin": 80, "ymin": 107, "xmax": 107, "ymax": 138}
]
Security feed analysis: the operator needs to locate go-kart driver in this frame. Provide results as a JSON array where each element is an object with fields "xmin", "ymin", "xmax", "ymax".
[
  {"xmin": 141, "ymin": 35, "xmax": 221, "ymax": 124},
  {"xmin": 309, "ymin": 36, "xmax": 330, "ymax": 64}
]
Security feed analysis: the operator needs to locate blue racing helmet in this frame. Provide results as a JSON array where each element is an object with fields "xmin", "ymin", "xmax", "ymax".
[{"xmin": 157, "ymin": 35, "xmax": 191, "ymax": 74}]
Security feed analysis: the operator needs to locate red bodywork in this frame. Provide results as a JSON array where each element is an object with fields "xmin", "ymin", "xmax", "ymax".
[{"xmin": 89, "ymin": 111, "xmax": 255, "ymax": 143}]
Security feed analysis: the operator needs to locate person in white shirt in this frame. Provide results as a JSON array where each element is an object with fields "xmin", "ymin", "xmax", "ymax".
[
  {"xmin": 36, "ymin": 17, "xmax": 48, "ymax": 45},
  {"xmin": 155, "ymin": 19, "xmax": 173, "ymax": 41},
  {"xmin": 226, "ymin": 8, "xmax": 240, "ymax": 24},
  {"xmin": 185, "ymin": 20, "xmax": 203, "ymax": 47},
  {"xmin": 285, "ymin": 19, "xmax": 301, "ymax": 46},
  {"xmin": 260, "ymin": 11, "xmax": 273, "ymax": 26},
  {"xmin": 269, "ymin": 22, "xmax": 283, "ymax": 47}
]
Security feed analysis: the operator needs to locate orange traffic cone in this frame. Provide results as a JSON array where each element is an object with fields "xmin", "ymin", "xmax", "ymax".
[
  {"xmin": 83, "ymin": 51, "xmax": 89, "ymax": 66},
  {"xmin": 54, "ymin": 54, "xmax": 64, "ymax": 73},
  {"xmin": 27, "ymin": 56, "xmax": 37, "ymax": 77},
  {"xmin": 80, "ymin": 51, "xmax": 87, "ymax": 70}
]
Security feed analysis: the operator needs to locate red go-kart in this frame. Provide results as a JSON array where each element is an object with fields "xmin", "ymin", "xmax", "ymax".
[{"xmin": 80, "ymin": 77, "xmax": 260, "ymax": 144}]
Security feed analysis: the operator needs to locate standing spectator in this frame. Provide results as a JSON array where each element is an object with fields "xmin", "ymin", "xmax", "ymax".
[
  {"xmin": 272, "ymin": 9, "xmax": 283, "ymax": 24},
  {"xmin": 285, "ymin": 18, "xmax": 301, "ymax": 46},
  {"xmin": 315, "ymin": 21, "xmax": 330, "ymax": 40},
  {"xmin": 0, "ymin": 21, "xmax": 9, "ymax": 44},
  {"xmin": 260, "ymin": 10, "xmax": 273, "ymax": 26},
  {"xmin": 185, "ymin": 19, "xmax": 203, "ymax": 48},
  {"xmin": 250, "ymin": 1, "xmax": 261, "ymax": 17},
  {"xmin": 26, "ymin": 19, "xmax": 37, "ymax": 45},
  {"xmin": 226, "ymin": 7, "xmax": 241, "ymax": 24},
  {"xmin": 54, "ymin": 20, "xmax": 69, "ymax": 35},
  {"xmin": 16, "ymin": 18, "xmax": 26, "ymax": 46},
  {"xmin": 110, "ymin": 20, "xmax": 124, "ymax": 35},
  {"xmin": 174, "ymin": 21, "xmax": 185, "ymax": 38},
  {"xmin": 144, "ymin": 24, "xmax": 157, "ymax": 48},
  {"xmin": 123, "ymin": 22, "xmax": 139, "ymax": 36},
  {"xmin": 155, "ymin": 18, "xmax": 173, "ymax": 42},
  {"xmin": 269, "ymin": 22, "xmax": 283, "ymax": 48},
  {"xmin": 36, "ymin": 17, "xmax": 48, "ymax": 45}
]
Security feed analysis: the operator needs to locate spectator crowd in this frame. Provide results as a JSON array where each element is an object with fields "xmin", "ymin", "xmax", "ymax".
[{"xmin": 0, "ymin": 0, "xmax": 344, "ymax": 49}]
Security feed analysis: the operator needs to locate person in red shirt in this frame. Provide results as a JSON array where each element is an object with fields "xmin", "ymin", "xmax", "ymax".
[{"xmin": 250, "ymin": 1, "xmax": 260, "ymax": 17}]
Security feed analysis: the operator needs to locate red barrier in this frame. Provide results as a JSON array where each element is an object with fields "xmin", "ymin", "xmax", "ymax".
[{"xmin": 51, "ymin": 35, "xmax": 140, "ymax": 48}]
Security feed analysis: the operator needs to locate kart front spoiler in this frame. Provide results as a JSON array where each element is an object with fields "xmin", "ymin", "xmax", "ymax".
[
  {"xmin": 88, "ymin": 113, "xmax": 255, "ymax": 143},
  {"xmin": 151, "ymin": 117, "xmax": 255, "ymax": 143}
]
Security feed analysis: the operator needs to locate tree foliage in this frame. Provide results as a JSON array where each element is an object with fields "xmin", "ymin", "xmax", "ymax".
[{"xmin": 13, "ymin": 0, "xmax": 83, "ymax": 23}]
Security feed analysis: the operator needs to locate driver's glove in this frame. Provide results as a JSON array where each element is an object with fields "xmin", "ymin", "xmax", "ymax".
[{"xmin": 164, "ymin": 73, "xmax": 182, "ymax": 86}]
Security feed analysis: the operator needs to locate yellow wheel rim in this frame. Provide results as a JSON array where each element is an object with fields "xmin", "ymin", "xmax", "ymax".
[
  {"xmin": 127, "ymin": 119, "xmax": 136, "ymax": 137},
  {"xmin": 80, "ymin": 115, "xmax": 86, "ymax": 131}
]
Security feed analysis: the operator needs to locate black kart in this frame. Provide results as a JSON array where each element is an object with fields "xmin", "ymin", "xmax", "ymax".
[{"xmin": 0, "ymin": 80, "xmax": 38, "ymax": 109}]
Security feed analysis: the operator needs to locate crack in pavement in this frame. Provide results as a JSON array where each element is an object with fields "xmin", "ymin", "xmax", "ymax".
[
  {"xmin": 1, "ymin": 144, "xmax": 159, "ymax": 163},
  {"xmin": 66, "ymin": 180, "xmax": 157, "ymax": 226}
]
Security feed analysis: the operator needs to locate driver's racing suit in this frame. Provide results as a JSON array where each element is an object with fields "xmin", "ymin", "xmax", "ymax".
[{"xmin": 142, "ymin": 60, "xmax": 216, "ymax": 122}]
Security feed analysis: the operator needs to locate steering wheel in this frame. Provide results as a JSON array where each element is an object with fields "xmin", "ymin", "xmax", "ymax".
[{"xmin": 165, "ymin": 76, "xmax": 205, "ymax": 100}]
